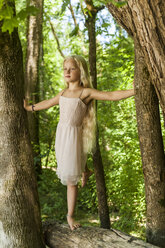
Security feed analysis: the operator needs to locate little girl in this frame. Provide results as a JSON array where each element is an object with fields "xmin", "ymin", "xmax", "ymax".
[{"xmin": 24, "ymin": 55, "xmax": 134, "ymax": 230}]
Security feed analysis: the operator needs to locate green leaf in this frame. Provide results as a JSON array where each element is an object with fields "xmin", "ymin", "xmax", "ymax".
[
  {"xmin": 2, "ymin": 17, "xmax": 18, "ymax": 33},
  {"xmin": 112, "ymin": 0, "xmax": 127, "ymax": 8},
  {"xmin": 100, "ymin": 0, "xmax": 127, "ymax": 6},
  {"xmin": 0, "ymin": 5, "xmax": 13, "ymax": 20},
  {"xmin": 76, "ymin": 2, "xmax": 80, "ymax": 14},
  {"xmin": 83, "ymin": 7, "xmax": 93, "ymax": 17},
  {"xmin": 69, "ymin": 25, "xmax": 79, "ymax": 37},
  {"xmin": 102, "ymin": 22, "xmax": 109, "ymax": 28},
  {"xmin": 17, "ymin": 6, "xmax": 39, "ymax": 20},
  {"xmin": 0, "ymin": 0, "xmax": 4, "ymax": 10},
  {"xmin": 61, "ymin": 0, "xmax": 70, "ymax": 14},
  {"xmin": 116, "ymin": 1, "xmax": 127, "ymax": 7}
]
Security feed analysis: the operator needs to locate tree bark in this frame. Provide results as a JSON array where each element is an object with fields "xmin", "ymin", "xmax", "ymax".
[
  {"xmin": 43, "ymin": 222, "xmax": 159, "ymax": 248},
  {"xmin": 134, "ymin": 39, "xmax": 165, "ymax": 248},
  {"xmin": 85, "ymin": 0, "xmax": 110, "ymax": 229},
  {"xmin": 107, "ymin": 1, "xmax": 165, "ymax": 246},
  {"xmin": 25, "ymin": 0, "xmax": 44, "ymax": 176},
  {"xmin": 0, "ymin": 2, "xmax": 45, "ymax": 247}
]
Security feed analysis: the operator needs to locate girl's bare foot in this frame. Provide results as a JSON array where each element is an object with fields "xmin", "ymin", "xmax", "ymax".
[
  {"xmin": 67, "ymin": 214, "xmax": 81, "ymax": 231},
  {"xmin": 81, "ymin": 169, "xmax": 93, "ymax": 188}
]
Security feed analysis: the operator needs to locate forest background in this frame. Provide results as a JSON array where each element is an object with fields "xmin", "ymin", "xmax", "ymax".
[{"xmin": 17, "ymin": 0, "xmax": 144, "ymax": 239}]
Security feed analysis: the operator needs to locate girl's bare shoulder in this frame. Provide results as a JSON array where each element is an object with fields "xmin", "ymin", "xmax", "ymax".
[
  {"xmin": 55, "ymin": 89, "xmax": 66, "ymax": 98},
  {"xmin": 49, "ymin": 89, "xmax": 66, "ymax": 105},
  {"xmin": 83, "ymin": 87, "xmax": 94, "ymax": 96},
  {"xmin": 81, "ymin": 88, "xmax": 95, "ymax": 104},
  {"xmin": 59, "ymin": 89, "xmax": 66, "ymax": 95},
  {"xmin": 83, "ymin": 88, "xmax": 99, "ymax": 98}
]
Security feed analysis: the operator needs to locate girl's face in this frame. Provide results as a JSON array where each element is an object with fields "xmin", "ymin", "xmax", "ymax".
[{"xmin": 63, "ymin": 59, "xmax": 80, "ymax": 83}]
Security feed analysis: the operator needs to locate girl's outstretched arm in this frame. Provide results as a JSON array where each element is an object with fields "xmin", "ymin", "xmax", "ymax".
[
  {"xmin": 87, "ymin": 85, "xmax": 134, "ymax": 101},
  {"xmin": 24, "ymin": 91, "xmax": 62, "ymax": 111}
]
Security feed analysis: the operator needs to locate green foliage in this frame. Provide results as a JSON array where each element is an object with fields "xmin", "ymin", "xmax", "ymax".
[
  {"xmin": 38, "ymin": 168, "xmax": 67, "ymax": 221},
  {"xmin": 0, "ymin": 3, "xmax": 17, "ymax": 33},
  {"xmin": 0, "ymin": 1, "xmax": 38, "ymax": 33}
]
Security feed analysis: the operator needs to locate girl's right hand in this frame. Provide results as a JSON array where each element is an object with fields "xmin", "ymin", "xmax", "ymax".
[{"xmin": 24, "ymin": 98, "xmax": 31, "ymax": 111}]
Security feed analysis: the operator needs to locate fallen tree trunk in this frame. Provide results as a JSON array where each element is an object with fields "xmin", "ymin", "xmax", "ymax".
[{"xmin": 43, "ymin": 222, "xmax": 159, "ymax": 248}]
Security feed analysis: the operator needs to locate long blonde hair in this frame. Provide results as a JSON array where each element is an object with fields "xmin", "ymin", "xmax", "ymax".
[{"xmin": 63, "ymin": 55, "xmax": 96, "ymax": 154}]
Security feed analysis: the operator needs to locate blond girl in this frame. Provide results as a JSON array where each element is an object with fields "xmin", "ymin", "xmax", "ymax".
[{"xmin": 24, "ymin": 55, "xmax": 134, "ymax": 230}]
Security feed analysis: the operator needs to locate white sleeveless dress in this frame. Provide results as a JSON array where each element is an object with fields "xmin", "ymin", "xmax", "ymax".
[{"xmin": 55, "ymin": 89, "xmax": 87, "ymax": 185}]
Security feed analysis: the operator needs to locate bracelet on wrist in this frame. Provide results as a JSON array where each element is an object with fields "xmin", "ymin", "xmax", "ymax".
[{"xmin": 32, "ymin": 105, "xmax": 35, "ymax": 112}]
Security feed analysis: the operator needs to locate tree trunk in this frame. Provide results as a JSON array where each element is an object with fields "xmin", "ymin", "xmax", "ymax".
[
  {"xmin": 85, "ymin": 0, "xmax": 110, "ymax": 229},
  {"xmin": 25, "ymin": 0, "xmax": 44, "ymax": 176},
  {"xmin": 0, "ymin": 3, "xmax": 45, "ymax": 248},
  {"xmin": 107, "ymin": 1, "xmax": 165, "ymax": 246},
  {"xmin": 134, "ymin": 39, "xmax": 165, "ymax": 247},
  {"xmin": 43, "ymin": 221, "xmax": 159, "ymax": 248}
]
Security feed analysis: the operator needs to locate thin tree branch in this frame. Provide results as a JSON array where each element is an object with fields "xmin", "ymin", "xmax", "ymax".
[
  {"xmin": 80, "ymin": 2, "xmax": 86, "ymax": 19},
  {"xmin": 68, "ymin": 3, "xmax": 78, "ymax": 27},
  {"xmin": 49, "ymin": 20, "xmax": 65, "ymax": 58},
  {"xmin": 68, "ymin": 1, "xmax": 87, "ymax": 54},
  {"xmin": 68, "ymin": 3, "xmax": 81, "ymax": 38}
]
